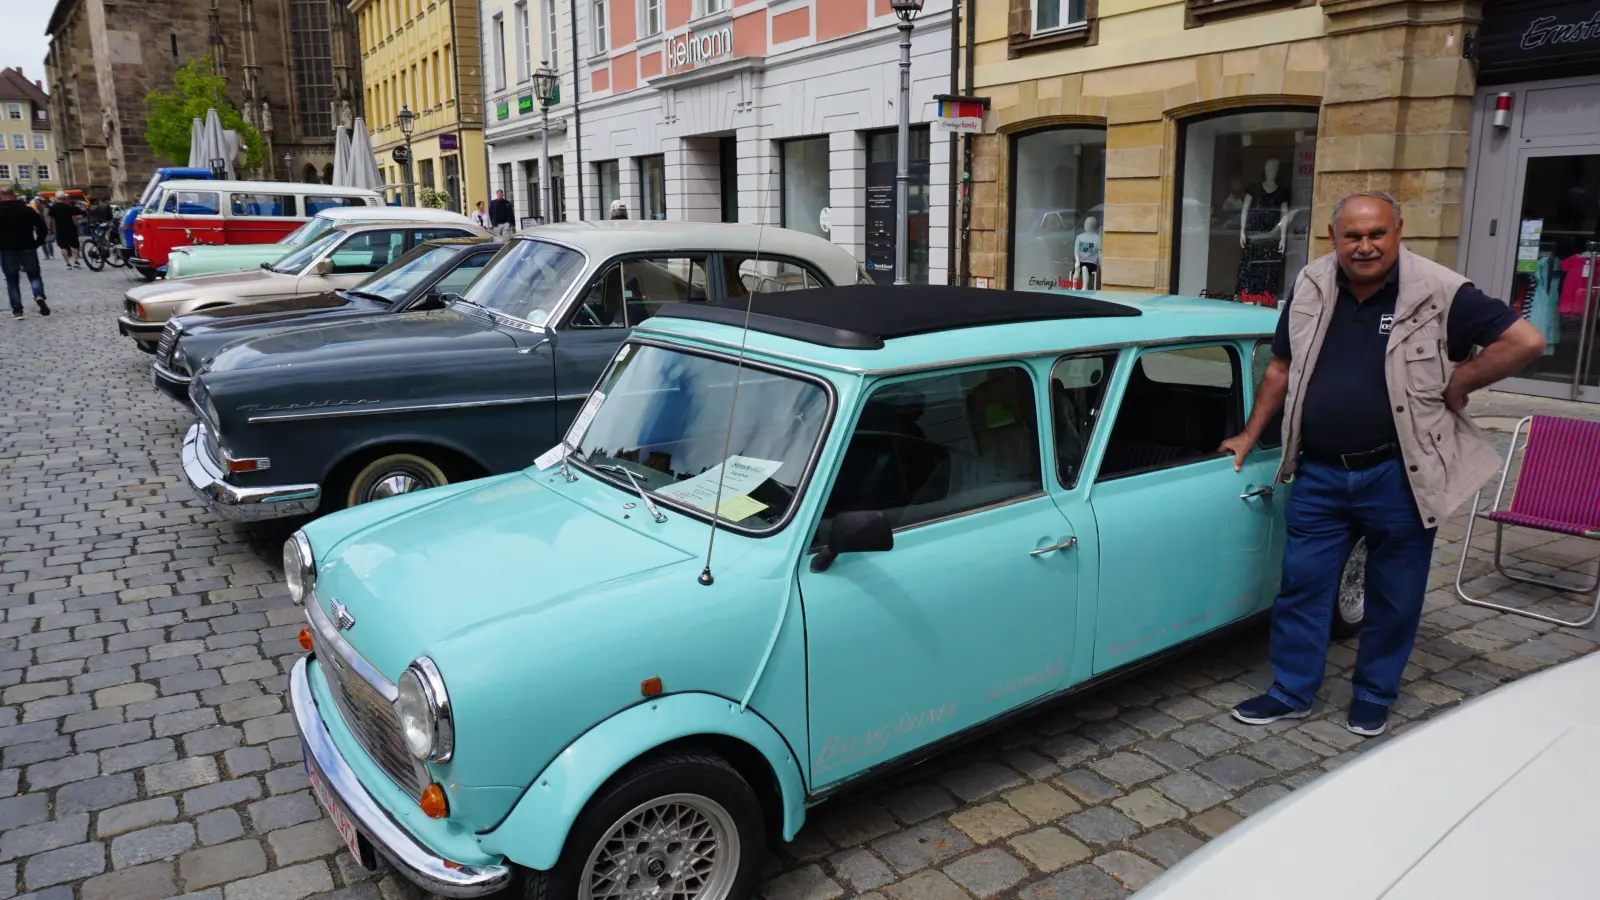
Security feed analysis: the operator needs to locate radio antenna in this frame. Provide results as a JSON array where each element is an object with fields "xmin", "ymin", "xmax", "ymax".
[{"xmin": 698, "ymin": 194, "xmax": 769, "ymax": 586}]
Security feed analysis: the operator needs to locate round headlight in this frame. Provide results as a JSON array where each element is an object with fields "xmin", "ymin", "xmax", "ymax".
[
  {"xmin": 283, "ymin": 531, "xmax": 315, "ymax": 605},
  {"xmin": 396, "ymin": 658, "xmax": 453, "ymax": 762}
]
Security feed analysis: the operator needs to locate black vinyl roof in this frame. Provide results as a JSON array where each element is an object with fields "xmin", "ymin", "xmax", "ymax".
[{"xmin": 655, "ymin": 285, "xmax": 1141, "ymax": 350}]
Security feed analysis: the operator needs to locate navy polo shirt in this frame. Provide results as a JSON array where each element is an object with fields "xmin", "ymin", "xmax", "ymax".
[{"xmin": 1271, "ymin": 263, "xmax": 1520, "ymax": 459}]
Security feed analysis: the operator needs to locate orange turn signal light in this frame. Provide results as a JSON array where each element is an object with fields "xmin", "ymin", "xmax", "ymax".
[
  {"xmin": 297, "ymin": 627, "xmax": 313, "ymax": 651},
  {"xmin": 641, "ymin": 676, "xmax": 662, "ymax": 697},
  {"xmin": 420, "ymin": 783, "xmax": 449, "ymax": 819},
  {"xmin": 227, "ymin": 458, "xmax": 262, "ymax": 473}
]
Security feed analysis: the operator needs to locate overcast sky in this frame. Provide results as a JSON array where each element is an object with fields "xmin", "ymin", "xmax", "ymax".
[{"xmin": 0, "ymin": 7, "xmax": 54, "ymax": 90}]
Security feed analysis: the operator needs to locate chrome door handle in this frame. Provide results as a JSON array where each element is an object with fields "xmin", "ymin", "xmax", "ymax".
[
  {"xmin": 1240, "ymin": 485, "xmax": 1275, "ymax": 500},
  {"xmin": 1029, "ymin": 537, "xmax": 1077, "ymax": 556}
]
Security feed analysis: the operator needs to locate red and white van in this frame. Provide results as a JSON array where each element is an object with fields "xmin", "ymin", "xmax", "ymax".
[{"xmin": 131, "ymin": 180, "xmax": 382, "ymax": 278}]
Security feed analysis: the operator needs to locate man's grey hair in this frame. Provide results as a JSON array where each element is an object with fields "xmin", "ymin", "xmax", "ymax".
[{"xmin": 1331, "ymin": 191, "xmax": 1400, "ymax": 225}]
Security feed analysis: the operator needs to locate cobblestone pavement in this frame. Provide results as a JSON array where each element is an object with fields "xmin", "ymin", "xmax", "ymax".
[{"xmin": 2, "ymin": 267, "xmax": 1597, "ymax": 900}]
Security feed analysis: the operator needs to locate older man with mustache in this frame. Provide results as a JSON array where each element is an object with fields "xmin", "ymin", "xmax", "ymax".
[{"xmin": 1220, "ymin": 191, "xmax": 1546, "ymax": 738}]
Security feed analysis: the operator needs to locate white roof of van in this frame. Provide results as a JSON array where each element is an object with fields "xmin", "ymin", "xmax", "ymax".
[
  {"xmin": 155, "ymin": 180, "xmax": 382, "ymax": 196},
  {"xmin": 313, "ymin": 206, "xmax": 474, "ymax": 224}
]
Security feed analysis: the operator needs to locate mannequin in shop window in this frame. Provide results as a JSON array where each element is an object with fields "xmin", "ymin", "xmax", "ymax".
[
  {"xmin": 1237, "ymin": 158, "xmax": 1291, "ymax": 306},
  {"xmin": 1074, "ymin": 216, "xmax": 1101, "ymax": 290}
]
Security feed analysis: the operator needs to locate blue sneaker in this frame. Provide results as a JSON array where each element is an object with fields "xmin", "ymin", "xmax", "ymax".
[
  {"xmin": 1346, "ymin": 700, "xmax": 1389, "ymax": 737},
  {"xmin": 1232, "ymin": 694, "xmax": 1312, "ymax": 726}
]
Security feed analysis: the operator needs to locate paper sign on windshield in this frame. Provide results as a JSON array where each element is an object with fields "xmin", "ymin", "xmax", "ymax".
[
  {"xmin": 534, "ymin": 443, "xmax": 567, "ymax": 471},
  {"xmin": 565, "ymin": 391, "xmax": 605, "ymax": 447},
  {"xmin": 711, "ymin": 493, "xmax": 769, "ymax": 522},
  {"xmin": 656, "ymin": 456, "xmax": 783, "ymax": 517}
]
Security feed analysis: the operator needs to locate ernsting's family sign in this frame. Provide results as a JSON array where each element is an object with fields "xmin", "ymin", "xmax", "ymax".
[
  {"xmin": 1476, "ymin": 0, "xmax": 1600, "ymax": 83},
  {"xmin": 666, "ymin": 25, "xmax": 734, "ymax": 72}
]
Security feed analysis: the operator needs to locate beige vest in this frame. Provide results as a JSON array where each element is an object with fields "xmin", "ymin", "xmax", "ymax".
[{"xmin": 1275, "ymin": 246, "xmax": 1504, "ymax": 528}]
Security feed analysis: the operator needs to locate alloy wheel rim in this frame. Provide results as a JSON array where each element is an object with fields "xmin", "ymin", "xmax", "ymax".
[
  {"xmin": 580, "ymin": 793, "xmax": 740, "ymax": 900},
  {"xmin": 360, "ymin": 462, "xmax": 442, "ymax": 503}
]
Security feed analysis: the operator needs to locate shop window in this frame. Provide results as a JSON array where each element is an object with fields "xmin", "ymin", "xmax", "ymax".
[
  {"xmin": 781, "ymin": 137, "xmax": 830, "ymax": 241},
  {"xmin": 864, "ymin": 127, "xmax": 930, "ymax": 285},
  {"xmin": 1174, "ymin": 108, "xmax": 1318, "ymax": 307},
  {"xmin": 523, "ymin": 159, "xmax": 542, "ymax": 221},
  {"xmin": 549, "ymin": 157, "xmax": 567, "ymax": 222},
  {"xmin": 820, "ymin": 367, "xmax": 1043, "ymax": 534},
  {"xmin": 638, "ymin": 155, "xmax": 666, "ymax": 220},
  {"xmin": 1008, "ymin": 126, "xmax": 1105, "ymax": 293},
  {"xmin": 596, "ymin": 160, "xmax": 621, "ymax": 217},
  {"xmin": 420, "ymin": 159, "xmax": 436, "ymax": 190},
  {"xmin": 1099, "ymin": 345, "xmax": 1241, "ymax": 481}
]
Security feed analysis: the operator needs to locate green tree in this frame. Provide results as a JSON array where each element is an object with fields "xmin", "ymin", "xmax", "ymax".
[{"xmin": 143, "ymin": 56, "xmax": 266, "ymax": 171}]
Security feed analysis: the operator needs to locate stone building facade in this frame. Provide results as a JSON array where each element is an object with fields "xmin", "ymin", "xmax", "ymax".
[
  {"xmin": 960, "ymin": 0, "xmax": 1484, "ymax": 299},
  {"xmin": 44, "ymin": 0, "xmax": 364, "ymax": 201}
]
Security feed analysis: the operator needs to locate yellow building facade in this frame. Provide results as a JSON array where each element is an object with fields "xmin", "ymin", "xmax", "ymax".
[
  {"xmin": 962, "ymin": 0, "xmax": 1484, "ymax": 298},
  {"xmin": 352, "ymin": 0, "xmax": 487, "ymax": 213}
]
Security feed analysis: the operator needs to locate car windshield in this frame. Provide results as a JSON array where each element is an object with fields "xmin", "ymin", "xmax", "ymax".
[
  {"xmin": 269, "ymin": 231, "xmax": 342, "ymax": 275},
  {"xmin": 281, "ymin": 216, "xmax": 336, "ymax": 247},
  {"xmin": 459, "ymin": 238, "xmax": 585, "ymax": 325},
  {"xmin": 144, "ymin": 187, "xmax": 168, "ymax": 214},
  {"xmin": 354, "ymin": 245, "xmax": 461, "ymax": 302},
  {"xmin": 571, "ymin": 343, "xmax": 830, "ymax": 530}
]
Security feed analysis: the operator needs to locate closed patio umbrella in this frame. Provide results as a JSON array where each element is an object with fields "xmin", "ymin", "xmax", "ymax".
[
  {"xmin": 331, "ymin": 125, "xmax": 352, "ymax": 186},
  {"xmin": 347, "ymin": 118, "xmax": 384, "ymax": 193},
  {"xmin": 200, "ymin": 108, "xmax": 234, "ymax": 179},
  {"xmin": 187, "ymin": 118, "xmax": 205, "ymax": 169}
]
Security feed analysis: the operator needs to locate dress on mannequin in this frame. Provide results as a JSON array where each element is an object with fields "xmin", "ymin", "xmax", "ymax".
[
  {"xmin": 1559, "ymin": 252, "xmax": 1593, "ymax": 317},
  {"xmin": 1529, "ymin": 254, "xmax": 1561, "ymax": 354},
  {"xmin": 1074, "ymin": 216, "xmax": 1101, "ymax": 289},
  {"xmin": 1237, "ymin": 183, "xmax": 1289, "ymax": 299}
]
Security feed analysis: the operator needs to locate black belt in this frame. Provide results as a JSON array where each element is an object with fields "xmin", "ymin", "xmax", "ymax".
[{"xmin": 1304, "ymin": 443, "xmax": 1398, "ymax": 471}]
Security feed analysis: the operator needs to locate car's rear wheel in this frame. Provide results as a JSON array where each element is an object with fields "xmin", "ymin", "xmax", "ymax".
[
  {"xmin": 1332, "ymin": 539, "xmax": 1366, "ymax": 640},
  {"xmin": 518, "ymin": 754, "xmax": 764, "ymax": 900},
  {"xmin": 341, "ymin": 452, "xmax": 452, "ymax": 508}
]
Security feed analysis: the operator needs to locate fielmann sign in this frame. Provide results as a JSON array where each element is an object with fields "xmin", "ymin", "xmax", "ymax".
[{"xmin": 666, "ymin": 25, "xmax": 734, "ymax": 72}]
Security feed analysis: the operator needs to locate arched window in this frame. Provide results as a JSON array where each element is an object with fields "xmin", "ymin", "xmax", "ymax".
[
  {"xmin": 323, "ymin": 163, "xmax": 334, "ymax": 184},
  {"xmin": 302, "ymin": 163, "xmax": 319, "ymax": 183},
  {"xmin": 1007, "ymin": 125, "xmax": 1107, "ymax": 292}
]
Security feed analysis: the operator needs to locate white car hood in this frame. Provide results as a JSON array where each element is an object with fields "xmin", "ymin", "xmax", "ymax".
[{"xmin": 1141, "ymin": 651, "xmax": 1600, "ymax": 900}]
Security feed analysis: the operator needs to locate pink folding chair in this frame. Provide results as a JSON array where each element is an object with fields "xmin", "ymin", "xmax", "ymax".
[{"xmin": 1456, "ymin": 415, "xmax": 1600, "ymax": 627}]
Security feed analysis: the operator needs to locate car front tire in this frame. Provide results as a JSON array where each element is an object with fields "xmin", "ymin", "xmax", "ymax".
[
  {"xmin": 341, "ymin": 452, "xmax": 452, "ymax": 508},
  {"xmin": 518, "ymin": 753, "xmax": 766, "ymax": 900}
]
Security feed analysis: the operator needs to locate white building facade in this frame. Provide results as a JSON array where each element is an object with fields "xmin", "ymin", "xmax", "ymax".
[{"xmin": 484, "ymin": 0, "xmax": 955, "ymax": 284}]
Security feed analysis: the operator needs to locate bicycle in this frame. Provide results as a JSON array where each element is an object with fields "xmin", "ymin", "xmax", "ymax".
[{"xmin": 81, "ymin": 220, "xmax": 126, "ymax": 272}]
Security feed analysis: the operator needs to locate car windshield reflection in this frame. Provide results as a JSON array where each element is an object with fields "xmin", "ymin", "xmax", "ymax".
[
  {"xmin": 270, "ymin": 231, "xmax": 342, "ymax": 275},
  {"xmin": 570, "ymin": 343, "xmax": 829, "ymax": 531},
  {"xmin": 459, "ymin": 238, "xmax": 585, "ymax": 325},
  {"xmin": 355, "ymin": 246, "xmax": 459, "ymax": 303}
]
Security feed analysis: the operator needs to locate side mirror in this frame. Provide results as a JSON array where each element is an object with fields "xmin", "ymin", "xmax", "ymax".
[
  {"xmin": 312, "ymin": 259, "xmax": 333, "ymax": 276},
  {"xmin": 810, "ymin": 510, "xmax": 893, "ymax": 573},
  {"xmin": 416, "ymin": 290, "xmax": 445, "ymax": 310}
]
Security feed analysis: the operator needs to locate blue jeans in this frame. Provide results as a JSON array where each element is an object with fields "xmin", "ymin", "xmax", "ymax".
[
  {"xmin": 1, "ymin": 249, "xmax": 44, "ymax": 313},
  {"xmin": 1266, "ymin": 458, "xmax": 1437, "ymax": 710}
]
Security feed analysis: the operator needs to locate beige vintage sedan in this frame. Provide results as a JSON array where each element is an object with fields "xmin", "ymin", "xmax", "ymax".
[{"xmin": 117, "ymin": 219, "xmax": 489, "ymax": 352}]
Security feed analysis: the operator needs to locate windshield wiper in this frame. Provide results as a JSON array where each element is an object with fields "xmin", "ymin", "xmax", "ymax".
[
  {"xmin": 341, "ymin": 289, "xmax": 392, "ymax": 304},
  {"xmin": 592, "ymin": 462, "xmax": 667, "ymax": 523}
]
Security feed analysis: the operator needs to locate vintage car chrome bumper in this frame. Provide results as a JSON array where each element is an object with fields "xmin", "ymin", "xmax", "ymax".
[
  {"xmin": 116, "ymin": 315, "xmax": 164, "ymax": 341},
  {"xmin": 152, "ymin": 362, "xmax": 192, "ymax": 404},
  {"xmin": 289, "ymin": 657, "xmax": 514, "ymax": 897},
  {"xmin": 181, "ymin": 423, "xmax": 321, "ymax": 520}
]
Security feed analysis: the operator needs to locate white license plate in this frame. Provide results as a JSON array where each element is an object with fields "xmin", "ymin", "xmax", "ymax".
[{"xmin": 306, "ymin": 750, "xmax": 363, "ymax": 861}]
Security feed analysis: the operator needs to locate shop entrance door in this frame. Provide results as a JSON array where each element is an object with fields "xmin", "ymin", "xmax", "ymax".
[{"xmin": 1493, "ymin": 149, "xmax": 1600, "ymax": 402}]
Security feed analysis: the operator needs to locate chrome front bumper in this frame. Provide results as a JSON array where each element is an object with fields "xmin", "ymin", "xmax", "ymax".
[
  {"xmin": 181, "ymin": 423, "xmax": 321, "ymax": 521},
  {"xmin": 117, "ymin": 315, "xmax": 164, "ymax": 341},
  {"xmin": 290, "ymin": 657, "xmax": 514, "ymax": 897},
  {"xmin": 152, "ymin": 362, "xmax": 192, "ymax": 404}
]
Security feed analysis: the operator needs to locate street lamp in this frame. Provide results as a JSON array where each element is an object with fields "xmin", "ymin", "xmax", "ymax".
[
  {"xmin": 282, "ymin": 151, "xmax": 293, "ymax": 181},
  {"xmin": 396, "ymin": 104, "xmax": 417, "ymax": 206},
  {"xmin": 890, "ymin": 0, "xmax": 924, "ymax": 285},
  {"xmin": 532, "ymin": 62, "xmax": 560, "ymax": 224}
]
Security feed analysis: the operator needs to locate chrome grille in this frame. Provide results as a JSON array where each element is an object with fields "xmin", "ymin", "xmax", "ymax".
[
  {"xmin": 157, "ymin": 322, "xmax": 181, "ymax": 366},
  {"xmin": 312, "ymin": 619, "xmax": 424, "ymax": 800}
]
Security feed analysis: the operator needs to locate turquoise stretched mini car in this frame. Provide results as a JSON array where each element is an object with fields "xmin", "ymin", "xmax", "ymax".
[{"xmin": 287, "ymin": 284, "xmax": 1290, "ymax": 898}]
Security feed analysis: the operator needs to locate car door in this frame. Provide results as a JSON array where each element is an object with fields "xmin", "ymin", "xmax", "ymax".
[
  {"xmin": 800, "ymin": 364, "xmax": 1078, "ymax": 788},
  {"xmin": 552, "ymin": 254, "xmax": 711, "ymax": 434},
  {"xmin": 1247, "ymin": 339, "xmax": 1289, "ymax": 609},
  {"xmin": 1085, "ymin": 342, "xmax": 1275, "ymax": 674}
]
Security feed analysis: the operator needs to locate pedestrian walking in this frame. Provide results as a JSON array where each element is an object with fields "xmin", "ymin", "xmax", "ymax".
[
  {"xmin": 472, "ymin": 201, "xmax": 491, "ymax": 229},
  {"xmin": 47, "ymin": 196, "xmax": 82, "ymax": 269},
  {"xmin": 609, "ymin": 199, "xmax": 629, "ymax": 220},
  {"xmin": 487, "ymin": 190, "xmax": 514, "ymax": 237},
  {"xmin": 32, "ymin": 197, "xmax": 54, "ymax": 259},
  {"xmin": 1221, "ymin": 191, "xmax": 1547, "ymax": 738},
  {"xmin": 0, "ymin": 187, "xmax": 50, "ymax": 319}
]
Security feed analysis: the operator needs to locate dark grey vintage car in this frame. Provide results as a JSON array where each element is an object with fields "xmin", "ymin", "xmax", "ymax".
[
  {"xmin": 181, "ymin": 222, "xmax": 866, "ymax": 520},
  {"xmin": 153, "ymin": 238, "xmax": 502, "ymax": 403}
]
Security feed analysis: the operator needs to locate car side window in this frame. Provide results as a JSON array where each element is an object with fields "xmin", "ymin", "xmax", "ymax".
[
  {"xmin": 570, "ymin": 256, "xmax": 710, "ymax": 329},
  {"xmin": 1050, "ymin": 352, "xmax": 1116, "ymax": 489},
  {"xmin": 230, "ymin": 193, "xmax": 296, "ymax": 216},
  {"xmin": 328, "ymin": 230, "xmax": 406, "ymax": 274},
  {"xmin": 410, "ymin": 227, "xmax": 473, "ymax": 244},
  {"xmin": 820, "ymin": 366, "xmax": 1043, "ymax": 536},
  {"xmin": 431, "ymin": 251, "xmax": 495, "ymax": 296},
  {"xmin": 306, "ymin": 196, "xmax": 372, "ymax": 214},
  {"xmin": 721, "ymin": 256, "xmax": 828, "ymax": 301},
  {"xmin": 166, "ymin": 191, "xmax": 219, "ymax": 215},
  {"xmin": 1097, "ymin": 345, "xmax": 1242, "ymax": 481},
  {"xmin": 1251, "ymin": 341, "xmax": 1284, "ymax": 451}
]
